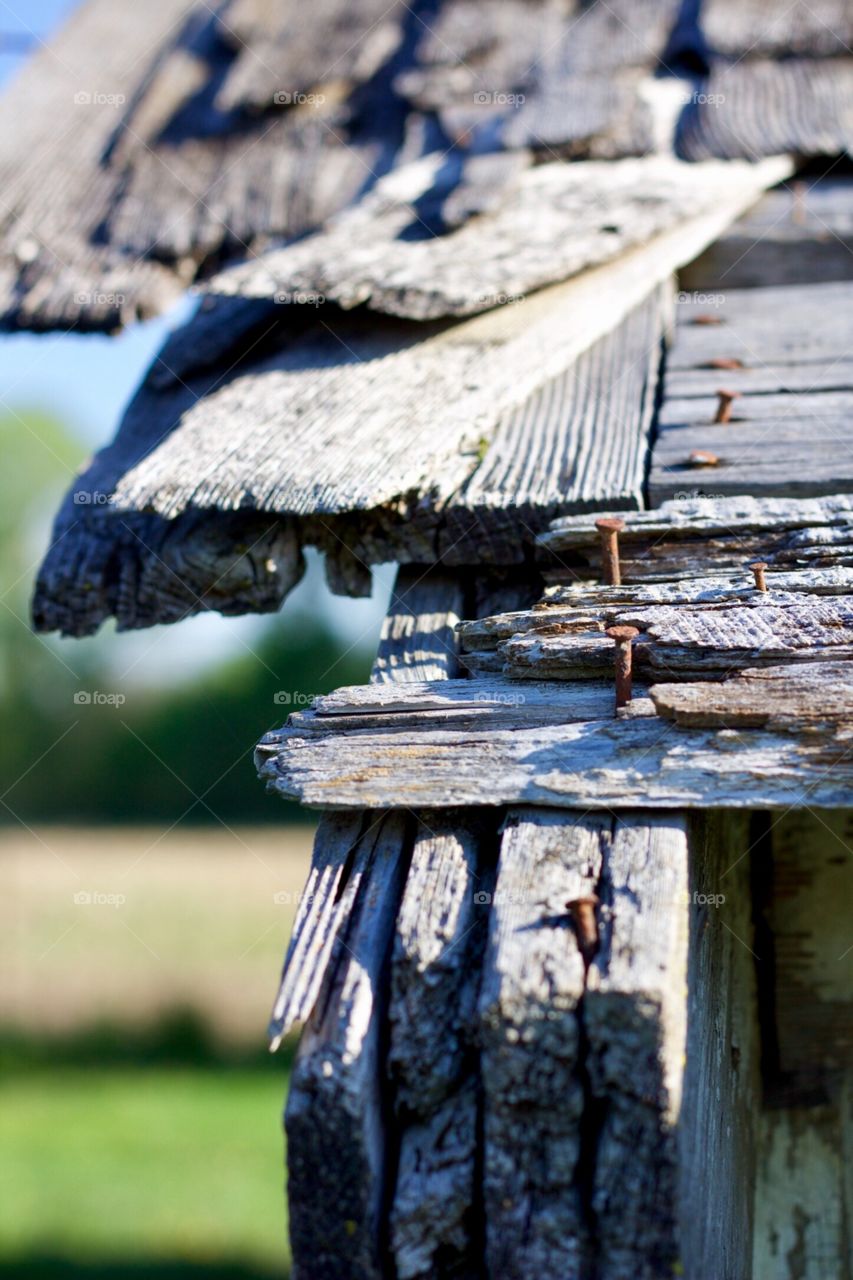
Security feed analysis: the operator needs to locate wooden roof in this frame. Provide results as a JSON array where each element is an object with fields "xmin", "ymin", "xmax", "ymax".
[{"xmin": 1, "ymin": 0, "xmax": 850, "ymax": 332}]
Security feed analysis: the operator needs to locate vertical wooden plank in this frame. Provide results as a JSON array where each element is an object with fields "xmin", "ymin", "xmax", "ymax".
[
  {"xmin": 371, "ymin": 566, "xmax": 466, "ymax": 684},
  {"xmin": 678, "ymin": 811, "xmax": 760, "ymax": 1276},
  {"xmin": 388, "ymin": 810, "xmax": 494, "ymax": 1279},
  {"xmin": 286, "ymin": 810, "xmax": 412, "ymax": 1280},
  {"xmin": 585, "ymin": 813, "xmax": 689, "ymax": 1280},
  {"xmin": 479, "ymin": 809, "xmax": 609, "ymax": 1279}
]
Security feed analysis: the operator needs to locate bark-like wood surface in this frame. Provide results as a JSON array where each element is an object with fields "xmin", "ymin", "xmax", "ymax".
[
  {"xmin": 0, "ymin": 0, "xmax": 406, "ymax": 330},
  {"xmin": 34, "ymin": 158, "xmax": 798, "ymax": 638},
  {"xmin": 209, "ymin": 155, "xmax": 788, "ymax": 320}
]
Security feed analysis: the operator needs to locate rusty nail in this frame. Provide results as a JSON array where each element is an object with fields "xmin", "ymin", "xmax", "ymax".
[
  {"xmin": 595, "ymin": 517, "xmax": 625, "ymax": 586},
  {"xmin": 714, "ymin": 388, "xmax": 741, "ymax": 423},
  {"xmin": 749, "ymin": 561, "xmax": 768, "ymax": 592},
  {"xmin": 606, "ymin": 624, "xmax": 639, "ymax": 710},
  {"xmin": 565, "ymin": 894, "xmax": 600, "ymax": 968},
  {"xmin": 705, "ymin": 357, "xmax": 744, "ymax": 371},
  {"xmin": 792, "ymin": 179, "xmax": 806, "ymax": 226},
  {"xmin": 691, "ymin": 313, "xmax": 723, "ymax": 326},
  {"xmin": 687, "ymin": 449, "xmax": 719, "ymax": 467}
]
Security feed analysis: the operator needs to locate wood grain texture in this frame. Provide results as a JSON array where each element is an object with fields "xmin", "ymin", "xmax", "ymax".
[
  {"xmin": 677, "ymin": 58, "xmax": 853, "ymax": 162},
  {"xmin": 267, "ymin": 810, "xmax": 374, "ymax": 1048},
  {"xmin": 285, "ymin": 809, "xmax": 412, "ymax": 1280},
  {"xmin": 210, "ymin": 155, "xmax": 789, "ymax": 320},
  {"xmin": 679, "ymin": 812, "xmax": 760, "ymax": 1278},
  {"xmin": 0, "ymin": 0, "xmax": 403, "ymax": 330},
  {"xmin": 371, "ymin": 566, "xmax": 466, "ymax": 684},
  {"xmin": 700, "ymin": 0, "xmax": 853, "ymax": 59},
  {"xmin": 388, "ymin": 810, "xmax": 494, "ymax": 1279},
  {"xmin": 398, "ymin": 0, "xmax": 681, "ymax": 158},
  {"xmin": 479, "ymin": 809, "xmax": 691, "ymax": 1279},
  {"xmin": 256, "ymin": 700, "xmax": 853, "ymax": 811},
  {"xmin": 34, "ymin": 160, "xmax": 795, "ymax": 635},
  {"xmin": 541, "ymin": 492, "xmax": 853, "ymax": 584},
  {"xmin": 213, "ymin": 0, "xmax": 407, "ymax": 113},
  {"xmin": 478, "ymin": 809, "xmax": 606, "ymax": 1278},
  {"xmin": 652, "ymin": 282, "xmax": 853, "ymax": 502}
]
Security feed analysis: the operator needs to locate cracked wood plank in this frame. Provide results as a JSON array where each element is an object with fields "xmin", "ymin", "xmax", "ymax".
[
  {"xmin": 388, "ymin": 809, "xmax": 494, "ymax": 1280},
  {"xmin": 0, "ymin": 0, "xmax": 398, "ymax": 330},
  {"xmin": 256, "ymin": 706, "xmax": 853, "ymax": 811},
  {"xmin": 478, "ymin": 809, "xmax": 606, "ymax": 1278},
  {"xmin": 286, "ymin": 809, "xmax": 412, "ymax": 1280},
  {"xmin": 540, "ymin": 493, "xmax": 853, "ymax": 582},
  {"xmin": 479, "ymin": 809, "xmax": 691, "ymax": 1279}
]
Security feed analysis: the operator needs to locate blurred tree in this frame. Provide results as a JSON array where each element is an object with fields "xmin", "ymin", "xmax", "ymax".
[{"xmin": 0, "ymin": 412, "xmax": 372, "ymax": 824}]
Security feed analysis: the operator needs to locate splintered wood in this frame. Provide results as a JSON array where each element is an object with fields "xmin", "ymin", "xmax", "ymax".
[{"xmin": 257, "ymin": 495, "xmax": 853, "ymax": 811}]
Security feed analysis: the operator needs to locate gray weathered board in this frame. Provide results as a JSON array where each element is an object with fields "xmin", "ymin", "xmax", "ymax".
[
  {"xmin": 0, "ymin": 0, "xmax": 407, "ymax": 330},
  {"xmin": 33, "ymin": 159, "xmax": 797, "ymax": 639},
  {"xmin": 650, "ymin": 282, "xmax": 853, "ymax": 502},
  {"xmin": 679, "ymin": 179, "xmax": 853, "ymax": 290},
  {"xmin": 678, "ymin": 58, "xmax": 853, "ymax": 162},
  {"xmin": 540, "ymin": 493, "xmax": 853, "ymax": 582},
  {"xmin": 209, "ymin": 155, "xmax": 788, "ymax": 320}
]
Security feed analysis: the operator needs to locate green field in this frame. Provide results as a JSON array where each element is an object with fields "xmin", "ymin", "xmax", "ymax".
[
  {"xmin": 0, "ymin": 1067, "xmax": 291, "ymax": 1279},
  {"xmin": 0, "ymin": 827, "xmax": 314, "ymax": 1279}
]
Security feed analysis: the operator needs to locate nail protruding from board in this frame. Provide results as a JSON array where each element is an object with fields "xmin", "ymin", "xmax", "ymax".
[
  {"xmin": 605, "ymin": 624, "xmax": 639, "ymax": 710},
  {"xmin": 749, "ymin": 561, "xmax": 769, "ymax": 593},
  {"xmin": 565, "ymin": 895, "xmax": 600, "ymax": 968},
  {"xmin": 714, "ymin": 388, "xmax": 740, "ymax": 424},
  {"xmin": 687, "ymin": 449, "xmax": 720, "ymax": 467},
  {"xmin": 595, "ymin": 517, "xmax": 625, "ymax": 586}
]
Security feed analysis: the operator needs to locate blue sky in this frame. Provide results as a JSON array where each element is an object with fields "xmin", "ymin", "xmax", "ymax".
[{"xmin": 0, "ymin": 1, "xmax": 392, "ymax": 677}]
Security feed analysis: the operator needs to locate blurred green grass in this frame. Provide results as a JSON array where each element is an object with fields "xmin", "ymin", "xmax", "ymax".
[
  {"xmin": 0, "ymin": 1066, "xmax": 291, "ymax": 1278},
  {"xmin": 1, "ymin": 829, "xmax": 314, "ymax": 1279}
]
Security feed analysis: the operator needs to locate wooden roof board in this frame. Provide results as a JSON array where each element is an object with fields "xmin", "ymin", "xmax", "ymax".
[
  {"xmin": 649, "ymin": 281, "xmax": 853, "ymax": 503},
  {"xmin": 699, "ymin": 0, "xmax": 853, "ymax": 60},
  {"xmin": 395, "ymin": 0, "xmax": 682, "ymax": 156},
  {"xmin": 255, "ymin": 689, "xmax": 853, "ymax": 810},
  {"xmin": 208, "ymin": 155, "xmax": 790, "ymax": 320},
  {"xmin": 0, "ymin": 0, "xmax": 416, "ymax": 331},
  {"xmin": 679, "ymin": 178, "xmax": 853, "ymax": 291},
  {"xmin": 212, "ymin": 0, "xmax": 410, "ymax": 113},
  {"xmin": 677, "ymin": 59, "xmax": 853, "ymax": 162},
  {"xmin": 32, "ymin": 161, "xmax": 794, "ymax": 637},
  {"xmin": 31, "ymin": 279, "xmax": 663, "ymax": 635},
  {"xmin": 256, "ymin": 557, "xmax": 853, "ymax": 809}
]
